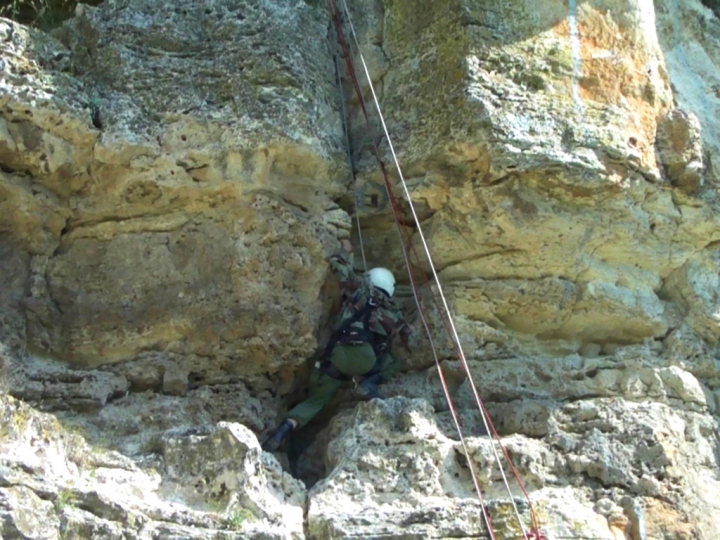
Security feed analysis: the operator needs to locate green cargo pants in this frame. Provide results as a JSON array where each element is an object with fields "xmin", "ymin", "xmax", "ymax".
[{"xmin": 286, "ymin": 343, "xmax": 400, "ymax": 427}]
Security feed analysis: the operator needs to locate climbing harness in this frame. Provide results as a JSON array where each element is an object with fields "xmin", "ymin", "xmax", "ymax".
[
  {"xmin": 318, "ymin": 292, "xmax": 385, "ymax": 381},
  {"xmin": 327, "ymin": 1, "xmax": 548, "ymax": 539}
]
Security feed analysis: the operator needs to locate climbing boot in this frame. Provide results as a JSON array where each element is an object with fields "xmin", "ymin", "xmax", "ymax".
[
  {"xmin": 262, "ymin": 419, "xmax": 295, "ymax": 452},
  {"xmin": 355, "ymin": 373, "xmax": 383, "ymax": 400}
]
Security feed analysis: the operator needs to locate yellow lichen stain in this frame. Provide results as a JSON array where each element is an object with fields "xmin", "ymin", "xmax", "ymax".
[
  {"xmin": 12, "ymin": 403, "xmax": 32, "ymax": 435},
  {"xmin": 487, "ymin": 501, "xmax": 534, "ymax": 540}
]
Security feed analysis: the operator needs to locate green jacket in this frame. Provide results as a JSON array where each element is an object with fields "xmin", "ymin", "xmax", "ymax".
[{"xmin": 329, "ymin": 251, "xmax": 411, "ymax": 351}]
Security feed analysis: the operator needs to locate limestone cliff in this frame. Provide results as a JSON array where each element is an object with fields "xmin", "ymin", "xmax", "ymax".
[{"xmin": 1, "ymin": 0, "xmax": 719, "ymax": 539}]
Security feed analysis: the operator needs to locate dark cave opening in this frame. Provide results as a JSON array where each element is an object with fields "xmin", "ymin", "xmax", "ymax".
[{"xmin": 0, "ymin": 0, "xmax": 104, "ymax": 31}]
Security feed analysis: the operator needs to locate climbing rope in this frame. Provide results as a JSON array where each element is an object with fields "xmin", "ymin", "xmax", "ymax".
[
  {"xmin": 328, "ymin": 1, "xmax": 547, "ymax": 539},
  {"xmin": 330, "ymin": 21, "xmax": 368, "ymax": 271},
  {"xmin": 326, "ymin": 6, "xmax": 498, "ymax": 539}
]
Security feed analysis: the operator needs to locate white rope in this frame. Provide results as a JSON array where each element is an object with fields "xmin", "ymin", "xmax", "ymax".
[
  {"xmin": 338, "ymin": 1, "xmax": 530, "ymax": 537},
  {"xmin": 384, "ymin": 159, "xmax": 497, "ymax": 539},
  {"xmin": 328, "ymin": 5, "xmax": 495, "ymax": 537},
  {"xmin": 331, "ymin": 23, "xmax": 368, "ymax": 271}
]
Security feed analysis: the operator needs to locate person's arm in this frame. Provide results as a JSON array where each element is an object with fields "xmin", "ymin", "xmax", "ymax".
[
  {"xmin": 382, "ymin": 308, "xmax": 412, "ymax": 353},
  {"xmin": 328, "ymin": 240, "xmax": 362, "ymax": 294},
  {"xmin": 397, "ymin": 318, "xmax": 412, "ymax": 353}
]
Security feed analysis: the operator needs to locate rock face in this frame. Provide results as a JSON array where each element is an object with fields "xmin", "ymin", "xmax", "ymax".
[
  {"xmin": 655, "ymin": 0, "xmax": 720, "ymax": 170},
  {"xmin": 345, "ymin": 0, "xmax": 720, "ymax": 359},
  {"xmin": 0, "ymin": 394, "xmax": 306, "ymax": 539},
  {"xmin": 1, "ymin": 0, "xmax": 720, "ymax": 539},
  {"xmin": 1, "ymin": 0, "xmax": 349, "ymax": 387},
  {"xmin": 307, "ymin": 398, "xmax": 505, "ymax": 540},
  {"xmin": 307, "ymin": 397, "xmax": 720, "ymax": 540},
  {"xmin": 655, "ymin": 108, "xmax": 705, "ymax": 194}
]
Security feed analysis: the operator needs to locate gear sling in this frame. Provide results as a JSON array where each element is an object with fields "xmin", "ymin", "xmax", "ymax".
[{"xmin": 319, "ymin": 292, "xmax": 386, "ymax": 382}]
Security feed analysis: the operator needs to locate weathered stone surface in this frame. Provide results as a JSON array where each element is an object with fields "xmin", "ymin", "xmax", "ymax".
[
  {"xmin": 0, "ymin": 242, "xmax": 29, "ymax": 353},
  {"xmin": 162, "ymin": 423, "xmax": 306, "ymax": 536},
  {"xmin": 1, "ymin": 2, "xmax": 351, "ymax": 377},
  {"xmin": 5, "ymin": 354, "xmax": 281, "ymax": 459},
  {"xmin": 2, "ymin": 0, "xmax": 720, "ymax": 538},
  {"xmin": 0, "ymin": 394, "xmax": 305, "ymax": 539},
  {"xmin": 339, "ymin": 0, "xmax": 720, "ymax": 358},
  {"xmin": 655, "ymin": 0, "xmax": 720, "ymax": 182},
  {"xmin": 0, "ymin": 172, "xmax": 69, "ymax": 256},
  {"xmin": 656, "ymin": 108, "xmax": 705, "ymax": 193},
  {"xmin": 10, "ymin": 355, "xmax": 129, "ymax": 412},
  {"xmin": 379, "ymin": 345, "xmax": 718, "ymax": 426},
  {"xmin": 307, "ymin": 397, "xmax": 498, "ymax": 539},
  {"xmin": 59, "ymin": 0, "xmax": 342, "ymax": 160},
  {"xmin": 662, "ymin": 244, "xmax": 720, "ymax": 344},
  {"xmin": 446, "ymin": 277, "xmax": 667, "ymax": 350},
  {"xmin": 307, "ymin": 396, "xmax": 720, "ymax": 540},
  {"xmin": 0, "ymin": 485, "xmax": 58, "ymax": 539},
  {"xmin": 40, "ymin": 197, "xmax": 343, "ymax": 370}
]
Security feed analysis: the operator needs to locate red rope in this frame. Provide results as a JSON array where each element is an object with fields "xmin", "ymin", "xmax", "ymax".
[
  {"xmin": 327, "ymin": 2, "xmax": 547, "ymax": 539},
  {"xmin": 327, "ymin": 4, "xmax": 499, "ymax": 539}
]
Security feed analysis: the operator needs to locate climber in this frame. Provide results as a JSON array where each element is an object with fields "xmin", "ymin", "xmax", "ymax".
[{"xmin": 262, "ymin": 238, "xmax": 412, "ymax": 452}]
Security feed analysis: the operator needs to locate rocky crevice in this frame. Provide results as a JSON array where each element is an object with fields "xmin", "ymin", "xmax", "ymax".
[{"xmin": 2, "ymin": 0, "xmax": 720, "ymax": 538}]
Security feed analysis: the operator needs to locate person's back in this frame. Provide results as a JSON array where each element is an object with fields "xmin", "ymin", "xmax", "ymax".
[
  {"xmin": 329, "ymin": 244, "xmax": 410, "ymax": 360},
  {"xmin": 262, "ymin": 239, "xmax": 411, "ymax": 452}
]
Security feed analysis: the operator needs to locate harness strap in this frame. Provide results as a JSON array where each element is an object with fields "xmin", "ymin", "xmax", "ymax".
[
  {"xmin": 320, "ymin": 293, "xmax": 386, "ymax": 380},
  {"xmin": 322, "ymin": 361, "xmax": 351, "ymax": 381}
]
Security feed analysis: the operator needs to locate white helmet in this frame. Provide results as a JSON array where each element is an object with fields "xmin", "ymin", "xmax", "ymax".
[{"xmin": 368, "ymin": 267, "xmax": 396, "ymax": 297}]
